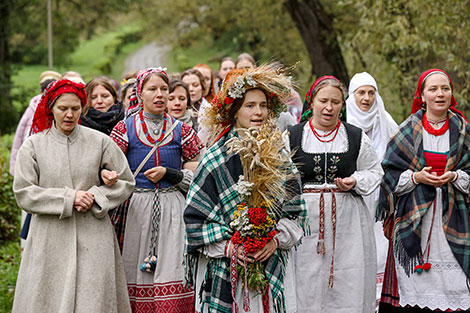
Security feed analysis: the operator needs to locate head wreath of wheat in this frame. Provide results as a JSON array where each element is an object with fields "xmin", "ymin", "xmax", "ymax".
[{"xmin": 203, "ymin": 64, "xmax": 294, "ymax": 143}]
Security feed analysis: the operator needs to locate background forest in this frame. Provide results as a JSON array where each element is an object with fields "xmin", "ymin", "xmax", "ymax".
[{"xmin": 0, "ymin": 0, "xmax": 469, "ymax": 310}]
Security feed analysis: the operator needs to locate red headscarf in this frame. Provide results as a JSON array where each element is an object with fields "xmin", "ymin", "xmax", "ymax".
[
  {"xmin": 30, "ymin": 79, "xmax": 87, "ymax": 134},
  {"xmin": 411, "ymin": 69, "xmax": 464, "ymax": 118},
  {"xmin": 305, "ymin": 75, "xmax": 342, "ymax": 106}
]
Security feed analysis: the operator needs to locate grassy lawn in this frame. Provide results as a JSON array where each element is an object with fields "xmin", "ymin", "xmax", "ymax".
[{"xmin": 0, "ymin": 241, "xmax": 20, "ymax": 312}]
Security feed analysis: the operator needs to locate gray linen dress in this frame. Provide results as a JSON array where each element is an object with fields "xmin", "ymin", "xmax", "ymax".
[{"xmin": 12, "ymin": 124, "xmax": 135, "ymax": 313}]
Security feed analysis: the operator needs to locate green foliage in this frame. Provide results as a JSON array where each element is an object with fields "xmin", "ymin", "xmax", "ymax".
[
  {"xmin": 0, "ymin": 241, "xmax": 20, "ymax": 312},
  {"xmin": 9, "ymin": 0, "xmax": 134, "ymax": 66},
  {"xmin": 334, "ymin": 0, "xmax": 470, "ymax": 122},
  {"xmin": 138, "ymin": 0, "xmax": 312, "ymax": 93},
  {"xmin": 140, "ymin": 0, "xmax": 470, "ymax": 124},
  {"xmin": 167, "ymin": 37, "xmax": 234, "ymax": 73},
  {"xmin": 9, "ymin": 25, "xmax": 144, "ymax": 127},
  {"xmin": 0, "ymin": 134, "xmax": 21, "ymax": 243}
]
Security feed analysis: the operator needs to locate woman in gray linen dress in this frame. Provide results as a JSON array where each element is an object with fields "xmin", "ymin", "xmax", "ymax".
[{"xmin": 12, "ymin": 79, "xmax": 135, "ymax": 313}]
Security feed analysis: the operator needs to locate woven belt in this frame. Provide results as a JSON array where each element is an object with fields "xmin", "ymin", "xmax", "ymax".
[
  {"xmin": 303, "ymin": 187, "xmax": 342, "ymax": 288},
  {"xmin": 134, "ymin": 184, "xmax": 179, "ymax": 272},
  {"xmin": 134, "ymin": 185, "xmax": 179, "ymax": 194}
]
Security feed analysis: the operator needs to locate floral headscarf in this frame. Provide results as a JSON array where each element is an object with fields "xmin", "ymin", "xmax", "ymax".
[{"xmin": 126, "ymin": 67, "xmax": 168, "ymax": 117}]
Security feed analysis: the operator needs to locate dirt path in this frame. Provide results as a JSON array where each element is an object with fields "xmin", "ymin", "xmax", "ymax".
[{"xmin": 123, "ymin": 42, "xmax": 169, "ymax": 75}]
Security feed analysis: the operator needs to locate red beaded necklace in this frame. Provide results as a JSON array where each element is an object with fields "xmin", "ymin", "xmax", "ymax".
[
  {"xmin": 422, "ymin": 112, "xmax": 449, "ymax": 136},
  {"xmin": 139, "ymin": 110, "xmax": 167, "ymax": 144},
  {"xmin": 309, "ymin": 119, "xmax": 341, "ymax": 142}
]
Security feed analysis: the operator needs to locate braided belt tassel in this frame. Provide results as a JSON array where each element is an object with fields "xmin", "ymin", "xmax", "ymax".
[{"xmin": 140, "ymin": 190, "xmax": 161, "ymax": 272}]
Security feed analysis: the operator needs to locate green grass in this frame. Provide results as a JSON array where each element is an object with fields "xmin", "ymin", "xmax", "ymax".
[{"xmin": 0, "ymin": 241, "xmax": 20, "ymax": 312}]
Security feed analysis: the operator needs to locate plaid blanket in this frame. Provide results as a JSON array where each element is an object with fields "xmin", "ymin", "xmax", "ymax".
[
  {"xmin": 184, "ymin": 128, "xmax": 308, "ymax": 313},
  {"xmin": 378, "ymin": 109, "xmax": 470, "ymax": 279}
]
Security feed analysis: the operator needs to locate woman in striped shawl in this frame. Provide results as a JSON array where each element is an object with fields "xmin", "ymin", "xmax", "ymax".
[
  {"xmin": 378, "ymin": 69, "xmax": 470, "ymax": 312},
  {"xmin": 184, "ymin": 65, "xmax": 309, "ymax": 313}
]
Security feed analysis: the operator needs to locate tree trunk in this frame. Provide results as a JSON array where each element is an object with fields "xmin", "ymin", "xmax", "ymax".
[
  {"xmin": 0, "ymin": 0, "xmax": 16, "ymax": 134},
  {"xmin": 284, "ymin": 0, "xmax": 349, "ymax": 84}
]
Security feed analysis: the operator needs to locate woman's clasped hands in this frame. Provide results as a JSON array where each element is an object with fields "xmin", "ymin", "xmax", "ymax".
[
  {"xmin": 74, "ymin": 190, "xmax": 94, "ymax": 212},
  {"xmin": 228, "ymin": 240, "xmax": 277, "ymax": 265},
  {"xmin": 414, "ymin": 167, "xmax": 456, "ymax": 187}
]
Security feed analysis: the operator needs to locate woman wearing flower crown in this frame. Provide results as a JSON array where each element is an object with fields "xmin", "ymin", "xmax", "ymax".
[
  {"xmin": 110, "ymin": 67, "xmax": 204, "ymax": 313},
  {"xmin": 289, "ymin": 76, "xmax": 383, "ymax": 313},
  {"xmin": 378, "ymin": 69, "xmax": 470, "ymax": 312},
  {"xmin": 12, "ymin": 79, "xmax": 134, "ymax": 312},
  {"xmin": 184, "ymin": 65, "xmax": 309, "ymax": 313}
]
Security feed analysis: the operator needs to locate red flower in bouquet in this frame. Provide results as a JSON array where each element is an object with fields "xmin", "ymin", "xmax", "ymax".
[{"xmin": 248, "ymin": 207, "xmax": 267, "ymax": 226}]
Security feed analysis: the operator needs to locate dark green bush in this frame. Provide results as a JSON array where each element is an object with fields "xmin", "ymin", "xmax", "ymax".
[{"xmin": 0, "ymin": 134, "xmax": 21, "ymax": 243}]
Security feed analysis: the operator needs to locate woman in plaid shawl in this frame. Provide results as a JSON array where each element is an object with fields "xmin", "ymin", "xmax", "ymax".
[
  {"xmin": 378, "ymin": 69, "xmax": 470, "ymax": 312},
  {"xmin": 184, "ymin": 65, "xmax": 309, "ymax": 313}
]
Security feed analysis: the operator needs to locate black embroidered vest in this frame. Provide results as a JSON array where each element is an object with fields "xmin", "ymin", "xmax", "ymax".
[{"xmin": 289, "ymin": 121, "xmax": 362, "ymax": 186}]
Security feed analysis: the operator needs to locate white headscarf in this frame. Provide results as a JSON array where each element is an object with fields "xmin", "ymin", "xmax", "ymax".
[{"xmin": 346, "ymin": 72, "xmax": 398, "ymax": 160}]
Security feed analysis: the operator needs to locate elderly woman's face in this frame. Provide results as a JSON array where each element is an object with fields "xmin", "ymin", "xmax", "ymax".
[
  {"xmin": 90, "ymin": 84, "xmax": 114, "ymax": 112},
  {"xmin": 354, "ymin": 85, "xmax": 376, "ymax": 112},
  {"xmin": 421, "ymin": 73, "xmax": 452, "ymax": 118},
  {"xmin": 51, "ymin": 93, "xmax": 82, "ymax": 135},
  {"xmin": 142, "ymin": 74, "xmax": 169, "ymax": 115},
  {"xmin": 311, "ymin": 85, "xmax": 343, "ymax": 131}
]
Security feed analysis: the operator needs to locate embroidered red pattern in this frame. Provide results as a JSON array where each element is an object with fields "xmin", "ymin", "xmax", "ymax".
[{"xmin": 128, "ymin": 281, "xmax": 194, "ymax": 313}]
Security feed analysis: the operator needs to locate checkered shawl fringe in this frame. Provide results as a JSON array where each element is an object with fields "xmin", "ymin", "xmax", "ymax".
[
  {"xmin": 184, "ymin": 128, "xmax": 308, "ymax": 313},
  {"xmin": 110, "ymin": 195, "xmax": 131, "ymax": 252},
  {"xmin": 377, "ymin": 109, "xmax": 470, "ymax": 279}
]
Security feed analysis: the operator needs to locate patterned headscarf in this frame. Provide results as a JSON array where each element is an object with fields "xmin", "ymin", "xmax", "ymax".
[
  {"xmin": 411, "ymin": 69, "xmax": 463, "ymax": 118},
  {"xmin": 30, "ymin": 79, "xmax": 87, "ymax": 134},
  {"xmin": 126, "ymin": 67, "xmax": 168, "ymax": 117}
]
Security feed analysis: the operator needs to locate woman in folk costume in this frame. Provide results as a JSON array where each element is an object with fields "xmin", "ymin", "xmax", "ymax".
[
  {"xmin": 184, "ymin": 65, "xmax": 309, "ymax": 313},
  {"xmin": 345, "ymin": 72, "xmax": 398, "ymax": 309},
  {"xmin": 110, "ymin": 67, "xmax": 204, "ymax": 313},
  {"xmin": 378, "ymin": 69, "xmax": 470, "ymax": 312},
  {"xmin": 12, "ymin": 79, "xmax": 135, "ymax": 313},
  {"xmin": 290, "ymin": 76, "xmax": 384, "ymax": 313}
]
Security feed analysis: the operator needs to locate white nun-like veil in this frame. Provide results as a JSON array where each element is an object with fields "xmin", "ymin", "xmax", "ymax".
[{"xmin": 346, "ymin": 72, "xmax": 398, "ymax": 160}]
